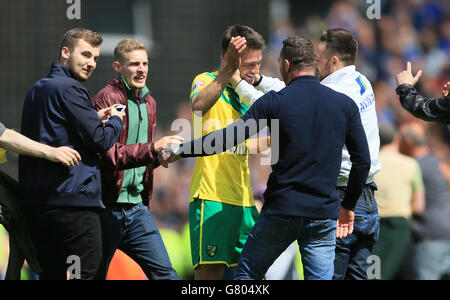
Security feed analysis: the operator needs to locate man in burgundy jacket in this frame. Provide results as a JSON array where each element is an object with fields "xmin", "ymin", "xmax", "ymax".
[{"xmin": 92, "ymin": 39, "xmax": 182, "ymax": 280}]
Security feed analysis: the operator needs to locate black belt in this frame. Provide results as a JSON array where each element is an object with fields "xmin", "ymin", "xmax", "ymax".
[
  {"xmin": 337, "ymin": 182, "xmax": 377, "ymax": 199},
  {"xmin": 337, "ymin": 182, "xmax": 378, "ymax": 191}
]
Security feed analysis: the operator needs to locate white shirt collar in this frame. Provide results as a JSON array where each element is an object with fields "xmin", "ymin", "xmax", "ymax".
[{"xmin": 321, "ymin": 65, "xmax": 356, "ymax": 85}]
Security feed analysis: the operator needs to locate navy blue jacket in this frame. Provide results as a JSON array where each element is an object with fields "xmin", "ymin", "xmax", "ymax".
[
  {"xmin": 179, "ymin": 76, "xmax": 370, "ymax": 219},
  {"xmin": 19, "ymin": 63, "xmax": 123, "ymax": 208}
]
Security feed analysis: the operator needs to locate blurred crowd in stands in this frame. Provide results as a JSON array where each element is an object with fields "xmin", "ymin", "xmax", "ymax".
[{"xmin": 1, "ymin": 0, "xmax": 449, "ymax": 279}]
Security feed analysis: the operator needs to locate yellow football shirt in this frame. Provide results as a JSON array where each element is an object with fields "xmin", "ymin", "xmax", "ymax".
[{"xmin": 189, "ymin": 71, "xmax": 254, "ymax": 207}]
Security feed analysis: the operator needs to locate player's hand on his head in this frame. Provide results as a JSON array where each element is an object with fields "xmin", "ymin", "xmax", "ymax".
[
  {"xmin": 396, "ymin": 61, "xmax": 422, "ymax": 87},
  {"xmin": 224, "ymin": 36, "xmax": 247, "ymax": 71}
]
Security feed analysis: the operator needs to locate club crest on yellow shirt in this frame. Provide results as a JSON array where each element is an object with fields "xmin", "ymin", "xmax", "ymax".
[{"xmin": 206, "ymin": 245, "xmax": 217, "ymax": 257}]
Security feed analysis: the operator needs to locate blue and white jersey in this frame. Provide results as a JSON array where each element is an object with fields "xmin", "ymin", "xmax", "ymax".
[{"xmin": 321, "ymin": 65, "xmax": 381, "ymax": 185}]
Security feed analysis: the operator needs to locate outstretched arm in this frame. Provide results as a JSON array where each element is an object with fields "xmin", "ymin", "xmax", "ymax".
[
  {"xmin": 395, "ymin": 84, "xmax": 450, "ymax": 123},
  {"xmin": 396, "ymin": 62, "xmax": 449, "ymax": 123},
  {"xmin": 0, "ymin": 128, "xmax": 81, "ymax": 167}
]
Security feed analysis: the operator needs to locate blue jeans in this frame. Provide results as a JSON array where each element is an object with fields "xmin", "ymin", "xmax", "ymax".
[
  {"xmin": 96, "ymin": 202, "xmax": 179, "ymax": 280},
  {"xmin": 235, "ymin": 212, "xmax": 337, "ymax": 280},
  {"xmin": 333, "ymin": 184, "xmax": 380, "ymax": 280}
]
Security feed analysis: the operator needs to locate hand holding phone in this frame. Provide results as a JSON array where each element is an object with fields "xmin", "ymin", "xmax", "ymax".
[
  {"xmin": 116, "ymin": 105, "xmax": 126, "ymax": 112},
  {"xmin": 110, "ymin": 104, "xmax": 126, "ymax": 121}
]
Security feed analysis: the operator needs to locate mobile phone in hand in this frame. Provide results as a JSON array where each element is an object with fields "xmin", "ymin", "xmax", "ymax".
[{"xmin": 116, "ymin": 105, "xmax": 126, "ymax": 112}]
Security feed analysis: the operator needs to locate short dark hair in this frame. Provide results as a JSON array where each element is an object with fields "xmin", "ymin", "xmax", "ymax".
[
  {"xmin": 320, "ymin": 28, "xmax": 358, "ymax": 65},
  {"xmin": 58, "ymin": 28, "xmax": 103, "ymax": 60},
  {"xmin": 221, "ymin": 25, "xmax": 265, "ymax": 54},
  {"xmin": 280, "ymin": 36, "xmax": 316, "ymax": 71}
]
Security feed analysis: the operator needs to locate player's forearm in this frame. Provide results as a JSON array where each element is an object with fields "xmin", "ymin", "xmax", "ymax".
[
  {"xmin": 192, "ymin": 82, "xmax": 226, "ymax": 114},
  {"xmin": 192, "ymin": 66, "xmax": 235, "ymax": 114},
  {"xmin": 0, "ymin": 129, "xmax": 50, "ymax": 159}
]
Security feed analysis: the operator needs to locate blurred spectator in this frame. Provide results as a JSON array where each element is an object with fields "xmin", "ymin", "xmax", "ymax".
[
  {"xmin": 374, "ymin": 81, "xmax": 400, "ymax": 126},
  {"xmin": 399, "ymin": 122, "xmax": 450, "ymax": 280},
  {"xmin": 326, "ymin": 0, "xmax": 361, "ymax": 37},
  {"xmin": 372, "ymin": 124, "xmax": 425, "ymax": 280}
]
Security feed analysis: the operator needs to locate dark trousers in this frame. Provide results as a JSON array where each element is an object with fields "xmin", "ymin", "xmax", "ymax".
[
  {"xmin": 26, "ymin": 206, "xmax": 103, "ymax": 280},
  {"xmin": 372, "ymin": 217, "xmax": 411, "ymax": 280}
]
